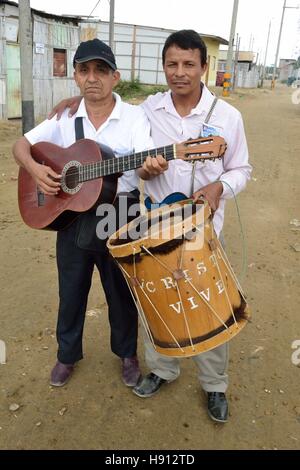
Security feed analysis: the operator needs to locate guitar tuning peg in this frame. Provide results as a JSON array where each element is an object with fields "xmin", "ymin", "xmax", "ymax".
[{"xmin": 185, "ymin": 137, "xmax": 193, "ymax": 146}]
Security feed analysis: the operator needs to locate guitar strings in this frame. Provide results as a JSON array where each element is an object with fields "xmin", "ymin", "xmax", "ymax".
[
  {"xmin": 62, "ymin": 146, "xmax": 173, "ymax": 178},
  {"xmin": 63, "ymin": 146, "xmax": 222, "ymax": 180}
]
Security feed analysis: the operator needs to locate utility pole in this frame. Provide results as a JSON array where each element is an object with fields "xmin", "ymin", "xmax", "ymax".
[
  {"xmin": 261, "ymin": 20, "xmax": 272, "ymax": 88},
  {"xmin": 223, "ymin": 0, "xmax": 239, "ymax": 97},
  {"xmin": 248, "ymin": 34, "xmax": 253, "ymax": 51},
  {"xmin": 19, "ymin": 0, "xmax": 34, "ymax": 133},
  {"xmin": 109, "ymin": 0, "xmax": 115, "ymax": 50},
  {"xmin": 272, "ymin": 0, "xmax": 299, "ymax": 88},
  {"xmin": 232, "ymin": 33, "xmax": 240, "ymax": 91},
  {"xmin": 272, "ymin": 0, "xmax": 287, "ymax": 88}
]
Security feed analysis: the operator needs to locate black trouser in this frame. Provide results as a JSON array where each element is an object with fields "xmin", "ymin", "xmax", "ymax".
[{"xmin": 55, "ymin": 196, "xmax": 139, "ymax": 364}]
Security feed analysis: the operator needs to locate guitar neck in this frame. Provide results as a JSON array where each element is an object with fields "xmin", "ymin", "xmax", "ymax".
[{"xmin": 79, "ymin": 144, "xmax": 175, "ymax": 182}]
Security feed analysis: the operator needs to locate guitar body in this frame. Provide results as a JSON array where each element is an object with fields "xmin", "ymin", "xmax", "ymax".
[{"xmin": 18, "ymin": 139, "xmax": 118, "ymax": 231}]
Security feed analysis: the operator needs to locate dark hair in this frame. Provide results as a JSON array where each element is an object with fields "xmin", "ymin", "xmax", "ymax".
[{"xmin": 162, "ymin": 30, "xmax": 207, "ymax": 66}]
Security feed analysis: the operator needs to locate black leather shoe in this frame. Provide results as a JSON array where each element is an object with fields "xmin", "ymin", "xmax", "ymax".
[
  {"xmin": 207, "ymin": 392, "xmax": 228, "ymax": 423},
  {"xmin": 132, "ymin": 372, "xmax": 167, "ymax": 398}
]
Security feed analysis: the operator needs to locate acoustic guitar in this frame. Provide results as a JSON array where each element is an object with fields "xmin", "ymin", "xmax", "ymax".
[{"xmin": 18, "ymin": 136, "xmax": 227, "ymax": 231}]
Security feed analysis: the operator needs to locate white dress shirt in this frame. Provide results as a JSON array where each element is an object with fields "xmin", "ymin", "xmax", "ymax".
[
  {"xmin": 141, "ymin": 84, "xmax": 252, "ymax": 236},
  {"xmin": 25, "ymin": 93, "xmax": 153, "ymax": 194}
]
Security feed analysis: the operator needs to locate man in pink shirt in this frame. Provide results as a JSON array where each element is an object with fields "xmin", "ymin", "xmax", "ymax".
[
  {"xmin": 49, "ymin": 30, "xmax": 251, "ymax": 423},
  {"xmin": 134, "ymin": 30, "xmax": 251, "ymax": 424}
]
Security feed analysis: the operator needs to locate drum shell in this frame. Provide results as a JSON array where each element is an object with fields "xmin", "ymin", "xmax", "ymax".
[{"xmin": 108, "ymin": 201, "xmax": 250, "ymax": 357}]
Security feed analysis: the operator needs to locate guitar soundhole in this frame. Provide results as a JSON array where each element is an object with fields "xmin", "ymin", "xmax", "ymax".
[
  {"xmin": 61, "ymin": 160, "xmax": 83, "ymax": 195},
  {"xmin": 65, "ymin": 166, "xmax": 79, "ymax": 190}
]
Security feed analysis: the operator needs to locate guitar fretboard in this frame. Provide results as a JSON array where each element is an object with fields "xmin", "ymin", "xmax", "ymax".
[{"xmin": 78, "ymin": 145, "xmax": 175, "ymax": 183}]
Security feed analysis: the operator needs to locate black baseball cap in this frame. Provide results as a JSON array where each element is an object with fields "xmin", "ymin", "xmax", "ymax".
[{"xmin": 73, "ymin": 38, "xmax": 117, "ymax": 70}]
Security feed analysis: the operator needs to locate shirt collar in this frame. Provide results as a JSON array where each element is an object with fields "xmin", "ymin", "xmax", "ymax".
[
  {"xmin": 192, "ymin": 84, "xmax": 216, "ymax": 118},
  {"xmin": 76, "ymin": 92, "xmax": 122, "ymax": 121},
  {"xmin": 154, "ymin": 84, "xmax": 216, "ymax": 119}
]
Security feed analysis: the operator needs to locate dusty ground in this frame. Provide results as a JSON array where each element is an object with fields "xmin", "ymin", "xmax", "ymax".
[{"xmin": 0, "ymin": 84, "xmax": 300, "ymax": 450}]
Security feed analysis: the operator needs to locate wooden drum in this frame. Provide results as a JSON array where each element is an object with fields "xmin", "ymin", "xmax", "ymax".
[{"xmin": 107, "ymin": 200, "xmax": 250, "ymax": 357}]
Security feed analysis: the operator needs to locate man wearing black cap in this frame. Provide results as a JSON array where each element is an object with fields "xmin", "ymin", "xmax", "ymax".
[
  {"xmin": 13, "ymin": 39, "xmax": 154, "ymax": 389},
  {"xmin": 73, "ymin": 38, "xmax": 117, "ymax": 70}
]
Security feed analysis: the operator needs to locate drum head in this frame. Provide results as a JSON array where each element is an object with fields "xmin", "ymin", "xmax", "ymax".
[{"xmin": 107, "ymin": 199, "xmax": 211, "ymax": 260}]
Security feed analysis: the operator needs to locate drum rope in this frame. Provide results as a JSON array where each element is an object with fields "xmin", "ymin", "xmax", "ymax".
[
  {"xmin": 141, "ymin": 245, "xmax": 175, "ymax": 274},
  {"xmin": 116, "ymin": 258, "xmax": 158, "ymax": 347},
  {"xmin": 191, "ymin": 217, "xmax": 247, "ymax": 303},
  {"xmin": 142, "ymin": 239, "xmax": 233, "ymax": 333},
  {"xmin": 191, "ymin": 224, "xmax": 241, "ymax": 326},
  {"xmin": 141, "ymin": 244, "xmax": 195, "ymax": 351},
  {"xmin": 211, "ymin": 252, "xmax": 238, "ymax": 326},
  {"xmin": 175, "ymin": 283, "xmax": 195, "ymax": 352},
  {"xmin": 133, "ymin": 284, "xmax": 157, "ymax": 347},
  {"xmin": 216, "ymin": 246, "xmax": 247, "ymax": 303},
  {"xmin": 179, "ymin": 240, "xmax": 185, "ymax": 270},
  {"xmin": 185, "ymin": 278, "xmax": 231, "ymax": 332},
  {"xmin": 132, "ymin": 248, "xmax": 158, "ymax": 346},
  {"xmin": 137, "ymin": 285, "xmax": 185, "ymax": 352},
  {"xmin": 116, "ymin": 250, "xmax": 185, "ymax": 352},
  {"xmin": 186, "ymin": 225, "xmax": 236, "ymax": 330},
  {"xmin": 178, "ymin": 242, "xmax": 197, "ymax": 351},
  {"xmin": 218, "ymin": 180, "xmax": 247, "ymax": 283},
  {"xmin": 207, "ymin": 219, "xmax": 238, "ymax": 325}
]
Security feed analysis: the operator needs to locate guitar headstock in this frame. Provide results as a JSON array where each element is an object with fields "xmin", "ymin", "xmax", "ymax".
[{"xmin": 176, "ymin": 136, "xmax": 227, "ymax": 162}]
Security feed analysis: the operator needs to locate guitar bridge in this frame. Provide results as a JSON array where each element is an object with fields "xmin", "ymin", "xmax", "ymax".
[{"xmin": 37, "ymin": 189, "xmax": 45, "ymax": 207}]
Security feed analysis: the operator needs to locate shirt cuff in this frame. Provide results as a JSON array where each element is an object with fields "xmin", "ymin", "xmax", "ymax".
[{"xmin": 220, "ymin": 178, "xmax": 234, "ymax": 199}]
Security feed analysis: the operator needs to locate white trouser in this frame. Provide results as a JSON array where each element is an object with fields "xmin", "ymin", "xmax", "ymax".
[
  {"xmin": 142, "ymin": 231, "xmax": 229, "ymax": 393},
  {"xmin": 143, "ymin": 330, "xmax": 229, "ymax": 393}
]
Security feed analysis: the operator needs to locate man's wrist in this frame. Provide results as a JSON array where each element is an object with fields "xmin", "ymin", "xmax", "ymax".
[{"xmin": 138, "ymin": 169, "xmax": 153, "ymax": 180}]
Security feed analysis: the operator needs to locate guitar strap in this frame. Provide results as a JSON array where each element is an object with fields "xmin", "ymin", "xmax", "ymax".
[
  {"xmin": 73, "ymin": 118, "xmax": 140, "ymax": 251},
  {"xmin": 75, "ymin": 117, "xmax": 84, "ymax": 140},
  {"xmin": 74, "ymin": 117, "xmax": 108, "ymax": 252},
  {"xmin": 190, "ymin": 94, "xmax": 218, "ymax": 197}
]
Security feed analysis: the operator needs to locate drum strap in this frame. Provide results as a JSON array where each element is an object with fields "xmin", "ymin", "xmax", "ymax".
[{"xmin": 190, "ymin": 94, "xmax": 218, "ymax": 196}]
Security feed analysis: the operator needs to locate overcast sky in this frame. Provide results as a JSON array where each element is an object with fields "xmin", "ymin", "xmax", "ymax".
[{"xmin": 17, "ymin": 0, "xmax": 300, "ymax": 65}]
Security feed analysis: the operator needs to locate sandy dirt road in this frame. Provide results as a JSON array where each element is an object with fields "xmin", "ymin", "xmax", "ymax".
[{"xmin": 0, "ymin": 85, "xmax": 299, "ymax": 450}]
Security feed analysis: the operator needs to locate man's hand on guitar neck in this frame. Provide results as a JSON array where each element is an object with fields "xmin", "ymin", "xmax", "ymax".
[
  {"xmin": 137, "ymin": 155, "xmax": 168, "ymax": 181},
  {"xmin": 193, "ymin": 181, "xmax": 223, "ymax": 213},
  {"xmin": 48, "ymin": 96, "xmax": 82, "ymax": 120}
]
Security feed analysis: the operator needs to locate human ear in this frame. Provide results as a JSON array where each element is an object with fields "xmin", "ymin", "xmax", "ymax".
[{"xmin": 112, "ymin": 70, "xmax": 121, "ymax": 88}]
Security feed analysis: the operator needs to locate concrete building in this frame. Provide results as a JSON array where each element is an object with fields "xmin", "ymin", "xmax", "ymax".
[
  {"xmin": 217, "ymin": 50, "xmax": 259, "ymax": 88},
  {"xmin": 279, "ymin": 58, "xmax": 296, "ymax": 82}
]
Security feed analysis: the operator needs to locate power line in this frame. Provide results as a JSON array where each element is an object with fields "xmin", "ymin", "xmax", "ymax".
[{"xmin": 87, "ymin": 0, "xmax": 102, "ymax": 18}]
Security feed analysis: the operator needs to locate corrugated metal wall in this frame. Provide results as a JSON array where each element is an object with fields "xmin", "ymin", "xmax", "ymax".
[
  {"xmin": 0, "ymin": 4, "xmax": 222, "ymax": 121},
  {"xmin": 80, "ymin": 21, "xmax": 169, "ymax": 85},
  {"xmin": 0, "ymin": 2, "xmax": 20, "ymax": 119},
  {"xmin": 6, "ymin": 42, "xmax": 21, "ymax": 117},
  {"xmin": 0, "ymin": 14, "xmax": 6, "ymax": 119},
  {"xmin": 32, "ymin": 15, "xmax": 80, "ymax": 120},
  {"xmin": 236, "ymin": 68, "xmax": 260, "ymax": 88}
]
